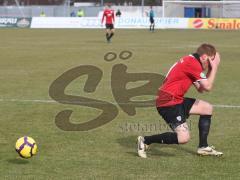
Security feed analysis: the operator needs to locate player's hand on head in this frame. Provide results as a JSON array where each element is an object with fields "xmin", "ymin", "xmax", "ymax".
[
  {"xmin": 214, "ymin": 52, "xmax": 221, "ymax": 64},
  {"xmin": 210, "ymin": 52, "xmax": 220, "ymax": 69}
]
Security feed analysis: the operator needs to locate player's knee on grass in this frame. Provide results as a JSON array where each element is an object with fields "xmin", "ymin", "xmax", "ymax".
[
  {"xmin": 177, "ymin": 131, "xmax": 190, "ymax": 144},
  {"xmin": 175, "ymin": 123, "xmax": 190, "ymax": 144}
]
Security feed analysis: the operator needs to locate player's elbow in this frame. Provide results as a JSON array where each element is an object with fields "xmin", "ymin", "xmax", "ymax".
[
  {"xmin": 203, "ymin": 84, "xmax": 213, "ymax": 92},
  {"xmin": 200, "ymin": 81, "xmax": 213, "ymax": 92}
]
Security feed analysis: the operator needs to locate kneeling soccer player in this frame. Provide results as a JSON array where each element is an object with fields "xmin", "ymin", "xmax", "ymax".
[{"xmin": 137, "ymin": 43, "xmax": 223, "ymax": 158}]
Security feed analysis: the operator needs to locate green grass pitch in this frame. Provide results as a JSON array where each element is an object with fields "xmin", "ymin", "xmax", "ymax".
[{"xmin": 0, "ymin": 29, "xmax": 240, "ymax": 179}]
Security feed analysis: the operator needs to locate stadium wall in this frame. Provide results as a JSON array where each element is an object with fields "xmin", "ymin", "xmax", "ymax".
[
  {"xmin": 0, "ymin": 6, "xmax": 162, "ymax": 18},
  {"xmin": 1, "ymin": 4, "xmax": 240, "ymax": 18}
]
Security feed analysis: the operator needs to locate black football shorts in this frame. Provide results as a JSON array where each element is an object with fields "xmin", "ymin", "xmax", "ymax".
[
  {"xmin": 105, "ymin": 24, "xmax": 114, "ymax": 30},
  {"xmin": 150, "ymin": 17, "xmax": 154, "ymax": 24},
  {"xmin": 157, "ymin": 97, "xmax": 196, "ymax": 130}
]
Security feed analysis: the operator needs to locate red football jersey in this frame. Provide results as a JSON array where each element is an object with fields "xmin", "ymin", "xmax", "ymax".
[
  {"xmin": 156, "ymin": 54, "xmax": 206, "ymax": 107},
  {"xmin": 102, "ymin": 9, "xmax": 115, "ymax": 24}
]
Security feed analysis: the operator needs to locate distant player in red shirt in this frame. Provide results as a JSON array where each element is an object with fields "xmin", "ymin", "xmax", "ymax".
[
  {"xmin": 101, "ymin": 4, "xmax": 115, "ymax": 43},
  {"xmin": 137, "ymin": 44, "xmax": 223, "ymax": 158}
]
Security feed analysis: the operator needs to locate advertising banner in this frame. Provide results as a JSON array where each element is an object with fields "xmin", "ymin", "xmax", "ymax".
[
  {"xmin": 31, "ymin": 17, "xmax": 188, "ymax": 29},
  {"xmin": 0, "ymin": 17, "xmax": 31, "ymax": 28},
  {"xmin": 189, "ymin": 18, "xmax": 240, "ymax": 30}
]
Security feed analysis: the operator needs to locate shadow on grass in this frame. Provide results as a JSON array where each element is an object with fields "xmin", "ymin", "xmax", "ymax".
[
  {"xmin": 117, "ymin": 136, "xmax": 175, "ymax": 157},
  {"xmin": 7, "ymin": 158, "xmax": 29, "ymax": 164},
  {"xmin": 117, "ymin": 135, "xmax": 196, "ymax": 157},
  {"xmin": 172, "ymin": 145, "xmax": 196, "ymax": 155},
  {"xmin": 86, "ymin": 40, "xmax": 107, "ymax": 44}
]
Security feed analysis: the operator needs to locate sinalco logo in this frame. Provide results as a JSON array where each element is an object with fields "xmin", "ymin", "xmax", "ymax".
[{"xmin": 193, "ymin": 19, "xmax": 203, "ymax": 29}]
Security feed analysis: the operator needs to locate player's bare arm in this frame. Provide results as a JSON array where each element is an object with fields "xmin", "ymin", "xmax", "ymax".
[
  {"xmin": 198, "ymin": 52, "xmax": 220, "ymax": 91},
  {"xmin": 193, "ymin": 82, "xmax": 204, "ymax": 93}
]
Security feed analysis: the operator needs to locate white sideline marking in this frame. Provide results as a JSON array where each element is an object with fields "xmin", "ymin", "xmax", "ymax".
[
  {"xmin": 213, "ymin": 104, "xmax": 240, "ymax": 108},
  {"xmin": 0, "ymin": 98, "xmax": 240, "ymax": 108}
]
